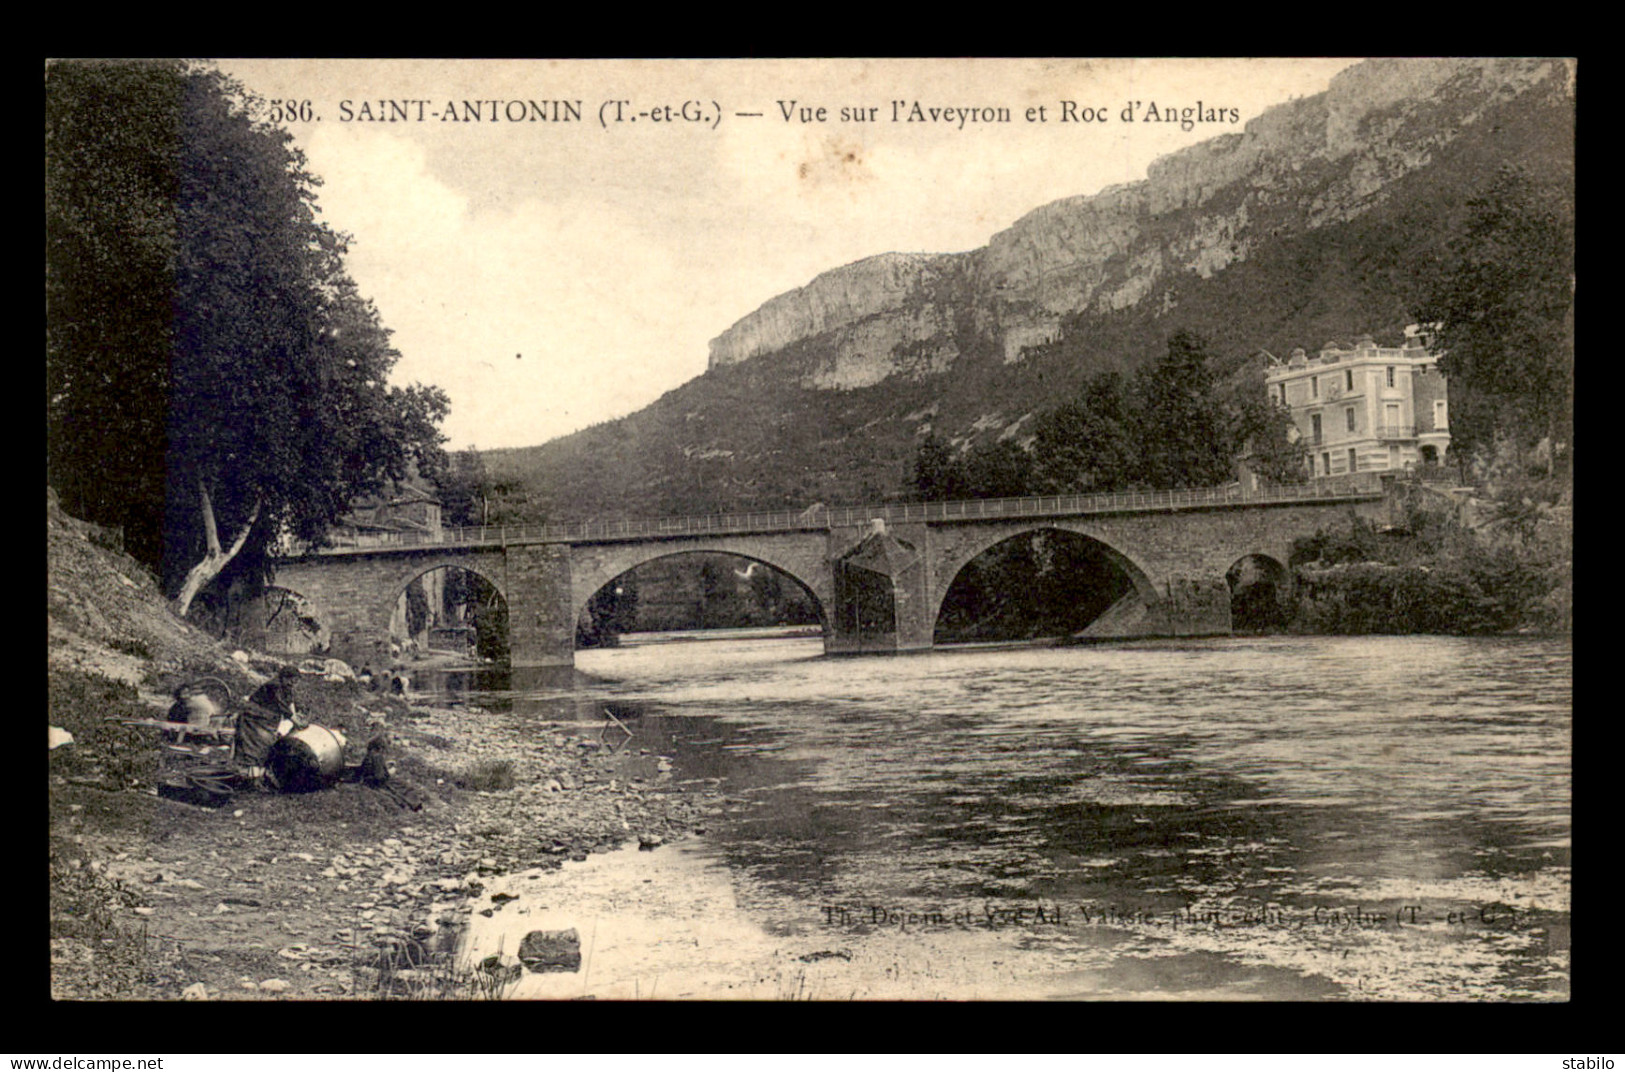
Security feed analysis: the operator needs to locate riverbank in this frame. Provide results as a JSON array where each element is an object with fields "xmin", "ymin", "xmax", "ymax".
[
  {"xmin": 1285, "ymin": 475, "xmax": 1572, "ymax": 637},
  {"xmin": 47, "ymin": 487, "xmax": 731, "ymax": 999},
  {"xmin": 48, "ymin": 667, "xmax": 727, "ymax": 1000}
]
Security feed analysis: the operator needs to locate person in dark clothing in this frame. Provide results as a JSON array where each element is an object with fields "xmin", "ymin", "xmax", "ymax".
[
  {"xmin": 356, "ymin": 732, "xmax": 420, "ymax": 810},
  {"xmin": 360, "ymin": 733, "xmax": 391, "ymax": 787},
  {"xmin": 248, "ymin": 667, "xmax": 307, "ymax": 727},
  {"xmin": 235, "ymin": 668, "xmax": 305, "ymax": 782}
]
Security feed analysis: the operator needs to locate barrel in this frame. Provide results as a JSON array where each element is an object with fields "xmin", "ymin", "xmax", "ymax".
[{"xmin": 266, "ymin": 725, "xmax": 348, "ymax": 793}]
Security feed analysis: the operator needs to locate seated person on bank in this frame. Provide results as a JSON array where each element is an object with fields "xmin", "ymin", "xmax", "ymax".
[{"xmin": 248, "ymin": 666, "xmax": 309, "ymax": 729}]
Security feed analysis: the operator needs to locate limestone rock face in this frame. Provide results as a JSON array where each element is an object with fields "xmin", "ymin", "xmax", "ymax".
[
  {"xmin": 703, "ymin": 58, "xmax": 1570, "ymax": 387},
  {"xmin": 800, "ymin": 305, "xmax": 960, "ymax": 389},
  {"xmin": 708, "ymin": 252, "xmax": 948, "ymax": 368}
]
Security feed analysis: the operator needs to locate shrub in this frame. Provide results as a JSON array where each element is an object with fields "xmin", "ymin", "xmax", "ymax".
[
  {"xmin": 454, "ymin": 759, "xmax": 515, "ymax": 792},
  {"xmin": 47, "ymin": 669, "xmax": 160, "ymax": 788}
]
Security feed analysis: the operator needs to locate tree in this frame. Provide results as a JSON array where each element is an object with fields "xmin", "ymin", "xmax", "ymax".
[
  {"xmin": 47, "ymin": 61, "xmax": 183, "ymax": 570},
  {"xmin": 911, "ymin": 433, "xmax": 957, "ymax": 501},
  {"xmin": 47, "ymin": 61, "xmax": 449, "ymax": 617},
  {"xmin": 578, "ymin": 576, "xmax": 638, "ymax": 647},
  {"xmin": 960, "ymin": 439, "xmax": 1037, "ymax": 499},
  {"xmin": 1029, "ymin": 371, "xmax": 1137, "ymax": 493},
  {"xmin": 438, "ymin": 446, "xmax": 493, "ymax": 528},
  {"xmin": 1415, "ymin": 166, "xmax": 1574, "ymax": 466},
  {"xmin": 404, "ymin": 578, "xmax": 430, "ymax": 640},
  {"xmin": 1224, "ymin": 372, "xmax": 1307, "ymax": 485},
  {"xmin": 1248, "ymin": 396, "xmax": 1310, "ymax": 484},
  {"xmin": 1131, "ymin": 331, "xmax": 1234, "ymax": 488},
  {"xmin": 748, "ymin": 564, "xmax": 787, "ymax": 623},
  {"xmin": 697, "ymin": 559, "xmax": 727, "ymax": 629},
  {"xmin": 911, "ymin": 433, "xmax": 1035, "ymax": 502}
]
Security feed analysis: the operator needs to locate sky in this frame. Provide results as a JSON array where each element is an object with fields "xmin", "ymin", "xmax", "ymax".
[{"xmin": 217, "ymin": 59, "xmax": 1360, "ymax": 452}]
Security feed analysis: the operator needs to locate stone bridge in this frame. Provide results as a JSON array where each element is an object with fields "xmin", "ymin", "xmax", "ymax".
[{"xmin": 273, "ymin": 477, "xmax": 1394, "ymax": 668}]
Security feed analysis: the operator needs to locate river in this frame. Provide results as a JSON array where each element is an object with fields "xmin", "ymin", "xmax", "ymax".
[{"xmin": 427, "ymin": 632, "xmax": 1570, "ymax": 1001}]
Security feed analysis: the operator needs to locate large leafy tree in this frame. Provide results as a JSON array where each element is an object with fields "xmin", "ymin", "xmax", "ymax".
[
  {"xmin": 47, "ymin": 62, "xmax": 181, "ymax": 569},
  {"xmin": 1222, "ymin": 368, "xmax": 1307, "ymax": 485},
  {"xmin": 910, "ymin": 332, "xmax": 1258, "ymax": 503},
  {"xmin": 1028, "ymin": 371, "xmax": 1137, "ymax": 493},
  {"xmin": 910, "ymin": 433, "xmax": 957, "ymax": 501},
  {"xmin": 47, "ymin": 60, "xmax": 448, "ymax": 617},
  {"xmin": 1415, "ymin": 166, "xmax": 1574, "ymax": 464},
  {"xmin": 911, "ymin": 434, "xmax": 1034, "ymax": 502},
  {"xmin": 1131, "ymin": 330, "xmax": 1234, "ymax": 488},
  {"xmin": 958, "ymin": 440, "xmax": 1035, "ymax": 500},
  {"xmin": 436, "ymin": 447, "xmax": 489, "ymax": 528},
  {"xmin": 434, "ymin": 445, "xmax": 525, "ymax": 529}
]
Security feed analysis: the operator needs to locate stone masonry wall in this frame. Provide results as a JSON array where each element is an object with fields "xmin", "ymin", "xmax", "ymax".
[
  {"xmin": 505, "ymin": 544, "xmax": 575, "ymax": 668},
  {"xmin": 273, "ymin": 494, "xmax": 1389, "ymax": 664},
  {"xmin": 274, "ymin": 548, "xmax": 509, "ymax": 669}
]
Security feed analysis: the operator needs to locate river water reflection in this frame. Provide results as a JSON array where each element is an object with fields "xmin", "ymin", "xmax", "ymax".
[{"xmin": 427, "ymin": 633, "xmax": 1570, "ymax": 1000}]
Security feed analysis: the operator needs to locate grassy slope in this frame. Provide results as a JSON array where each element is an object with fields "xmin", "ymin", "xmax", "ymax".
[{"xmin": 47, "ymin": 490, "xmax": 725, "ymax": 1001}]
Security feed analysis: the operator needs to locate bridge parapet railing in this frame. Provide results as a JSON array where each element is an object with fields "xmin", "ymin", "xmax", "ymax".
[{"xmin": 301, "ymin": 474, "xmax": 1381, "ymax": 554}]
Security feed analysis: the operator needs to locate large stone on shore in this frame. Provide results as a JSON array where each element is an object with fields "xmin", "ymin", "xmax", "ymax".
[{"xmin": 517, "ymin": 928, "xmax": 581, "ymax": 973}]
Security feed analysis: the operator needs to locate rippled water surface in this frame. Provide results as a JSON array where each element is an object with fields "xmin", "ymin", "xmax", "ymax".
[{"xmin": 438, "ymin": 634, "xmax": 1571, "ymax": 1000}]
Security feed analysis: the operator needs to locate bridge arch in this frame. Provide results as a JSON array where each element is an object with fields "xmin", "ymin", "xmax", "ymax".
[
  {"xmin": 570, "ymin": 543, "xmax": 831, "ymax": 637},
  {"xmin": 382, "ymin": 557, "xmax": 508, "ymax": 621},
  {"xmin": 385, "ymin": 559, "xmax": 511, "ymax": 660},
  {"xmin": 254, "ymin": 583, "xmax": 331, "ymax": 655},
  {"xmin": 1225, "ymin": 552, "xmax": 1292, "ymax": 631},
  {"xmin": 927, "ymin": 522, "xmax": 1162, "ymax": 641}
]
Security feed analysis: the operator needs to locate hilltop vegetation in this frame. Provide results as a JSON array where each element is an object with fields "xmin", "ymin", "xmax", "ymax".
[{"xmin": 482, "ymin": 63, "xmax": 1572, "ymax": 525}]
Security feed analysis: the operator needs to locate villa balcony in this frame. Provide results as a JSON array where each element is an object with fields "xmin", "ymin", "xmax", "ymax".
[{"xmin": 1375, "ymin": 425, "xmax": 1416, "ymax": 440}]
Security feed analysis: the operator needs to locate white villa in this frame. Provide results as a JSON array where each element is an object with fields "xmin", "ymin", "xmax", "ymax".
[{"xmin": 1262, "ymin": 324, "xmax": 1451, "ymax": 478}]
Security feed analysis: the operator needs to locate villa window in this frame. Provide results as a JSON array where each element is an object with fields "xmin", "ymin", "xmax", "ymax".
[
  {"xmin": 1347, "ymin": 448, "xmax": 1358, "ymax": 473},
  {"xmin": 1435, "ymin": 399, "xmax": 1448, "ymax": 428},
  {"xmin": 1344, "ymin": 369, "xmax": 1354, "ymax": 391},
  {"xmin": 1312, "ymin": 376, "xmax": 1319, "ymax": 398},
  {"xmin": 1386, "ymin": 366, "xmax": 1396, "ymax": 388},
  {"xmin": 1345, "ymin": 408, "xmax": 1356, "ymax": 432}
]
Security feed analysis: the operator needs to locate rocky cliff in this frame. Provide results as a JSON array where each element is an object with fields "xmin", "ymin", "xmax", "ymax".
[
  {"xmin": 497, "ymin": 54, "xmax": 1571, "ymax": 523},
  {"xmin": 706, "ymin": 57, "xmax": 1575, "ymax": 380}
]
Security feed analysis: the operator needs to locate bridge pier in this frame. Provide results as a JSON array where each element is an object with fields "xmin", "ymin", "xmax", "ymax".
[
  {"xmin": 275, "ymin": 557, "xmax": 397, "ymax": 672},
  {"xmin": 1160, "ymin": 576, "xmax": 1234, "ymax": 636},
  {"xmin": 506, "ymin": 544, "xmax": 577, "ymax": 668},
  {"xmin": 826, "ymin": 520, "xmax": 934, "ymax": 654}
]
